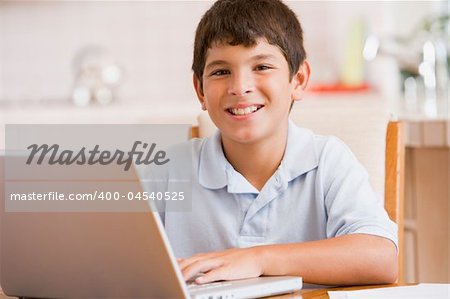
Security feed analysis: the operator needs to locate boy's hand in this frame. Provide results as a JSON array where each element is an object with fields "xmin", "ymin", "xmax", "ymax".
[{"xmin": 178, "ymin": 247, "xmax": 265, "ymax": 284}]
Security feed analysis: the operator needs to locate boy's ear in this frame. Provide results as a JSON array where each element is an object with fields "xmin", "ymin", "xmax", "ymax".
[
  {"xmin": 193, "ymin": 74, "xmax": 207, "ymax": 110},
  {"xmin": 291, "ymin": 60, "xmax": 311, "ymax": 101}
]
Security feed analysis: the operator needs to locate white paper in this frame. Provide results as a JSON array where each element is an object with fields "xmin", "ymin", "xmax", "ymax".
[{"xmin": 328, "ymin": 283, "xmax": 450, "ymax": 299}]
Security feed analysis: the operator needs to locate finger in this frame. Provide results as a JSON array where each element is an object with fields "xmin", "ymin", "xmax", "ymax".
[
  {"xmin": 182, "ymin": 258, "xmax": 222, "ymax": 282},
  {"xmin": 195, "ymin": 266, "xmax": 230, "ymax": 284},
  {"xmin": 179, "ymin": 252, "xmax": 216, "ymax": 271},
  {"xmin": 178, "ymin": 254, "xmax": 202, "ymax": 271}
]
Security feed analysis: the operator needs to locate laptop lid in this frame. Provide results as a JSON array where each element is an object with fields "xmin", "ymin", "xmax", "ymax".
[{"xmin": 0, "ymin": 154, "xmax": 189, "ymax": 298}]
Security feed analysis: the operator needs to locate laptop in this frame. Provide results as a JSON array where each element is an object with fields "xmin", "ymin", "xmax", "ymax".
[{"xmin": 0, "ymin": 155, "xmax": 302, "ymax": 298}]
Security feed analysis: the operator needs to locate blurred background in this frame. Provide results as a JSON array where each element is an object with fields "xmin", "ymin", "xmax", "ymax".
[
  {"xmin": 0, "ymin": 0, "xmax": 449, "ymax": 285},
  {"xmin": 0, "ymin": 1, "xmax": 448, "ymax": 116}
]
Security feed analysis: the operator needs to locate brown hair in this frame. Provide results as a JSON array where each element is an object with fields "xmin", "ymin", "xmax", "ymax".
[{"xmin": 192, "ymin": 0, "xmax": 306, "ymax": 87}]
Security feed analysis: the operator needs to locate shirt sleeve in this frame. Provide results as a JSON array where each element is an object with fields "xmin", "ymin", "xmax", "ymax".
[{"xmin": 319, "ymin": 136, "xmax": 398, "ymax": 249}]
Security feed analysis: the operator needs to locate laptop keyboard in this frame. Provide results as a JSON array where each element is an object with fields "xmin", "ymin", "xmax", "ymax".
[{"xmin": 187, "ymin": 281, "xmax": 232, "ymax": 291}]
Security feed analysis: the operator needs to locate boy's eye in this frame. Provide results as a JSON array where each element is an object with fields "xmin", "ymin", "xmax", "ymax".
[
  {"xmin": 210, "ymin": 69, "xmax": 230, "ymax": 76},
  {"xmin": 255, "ymin": 65, "xmax": 272, "ymax": 71}
]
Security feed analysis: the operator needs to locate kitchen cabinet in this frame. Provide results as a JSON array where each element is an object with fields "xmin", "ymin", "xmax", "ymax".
[{"xmin": 403, "ymin": 120, "xmax": 450, "ymax": 283}]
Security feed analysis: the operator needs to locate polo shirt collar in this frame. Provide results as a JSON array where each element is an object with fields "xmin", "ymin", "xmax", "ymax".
[
  {"xmin": 198, "ymin": 119, "xmax": 319, "ymax": 190},
  {"xmin": 279, "ymin": 119, "xmax": 319, "ymax": 183},
  {"xmin": 198, "ymin": 130, "xmax": 228, "ymax": 189}
]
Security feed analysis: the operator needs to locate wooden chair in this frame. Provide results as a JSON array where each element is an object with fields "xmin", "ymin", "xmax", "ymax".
[
  {"xmin": 385, "ymin": 121, "xmax": 405, "ymax": 283},
  {"xmin": 191, "ymin": 110, "xmax": 405, "ymax": 282}
]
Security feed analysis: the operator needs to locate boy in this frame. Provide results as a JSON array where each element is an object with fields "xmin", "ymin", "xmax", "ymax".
[{"xmin": 163, "ymin": 0, "xmax": 398, "ymax": 286}]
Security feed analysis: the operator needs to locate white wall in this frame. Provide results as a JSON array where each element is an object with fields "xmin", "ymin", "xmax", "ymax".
[
  {"xmin": 0, "ymin": 1, "xmax": 443, "ymax": 107},
  {"xmin": 0, "ymin": 1, "xmax": 210, "ymax": 106}
]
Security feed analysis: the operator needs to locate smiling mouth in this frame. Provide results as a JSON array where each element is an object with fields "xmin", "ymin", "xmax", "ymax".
[{"xmin": 227, "ymin": 105, "xmax": 264, "ymax": 116}]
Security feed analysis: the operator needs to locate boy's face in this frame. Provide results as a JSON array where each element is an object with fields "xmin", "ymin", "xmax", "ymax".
[{"xmin": 194, "ymin": 38, "xmax": 310, "ymax": 145}]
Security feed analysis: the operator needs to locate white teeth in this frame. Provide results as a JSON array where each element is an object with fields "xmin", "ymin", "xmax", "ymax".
[{"xmin": 230, "ymin": 105, "xmax": 259, "ymax": 116}]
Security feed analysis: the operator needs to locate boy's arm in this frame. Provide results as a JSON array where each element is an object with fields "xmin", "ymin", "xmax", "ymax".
[{"xmin": 179, "ymin": 233, "xmax": 398, "ymax": 285}]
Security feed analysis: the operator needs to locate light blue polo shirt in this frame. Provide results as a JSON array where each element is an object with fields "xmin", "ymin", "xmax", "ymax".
[{"xmin": 154, "ymin": 120, "xmax": 398, "ymax": 258}]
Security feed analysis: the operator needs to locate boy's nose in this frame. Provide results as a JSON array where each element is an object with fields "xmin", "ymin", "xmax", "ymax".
[{"xmin": 227, "ymin": 72, "xmax": 254, "ymax": 96}]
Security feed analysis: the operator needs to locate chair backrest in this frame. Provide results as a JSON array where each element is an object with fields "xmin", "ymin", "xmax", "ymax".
[
  {"xmin": 384, "ymin": 120, "xmax": 405, "ymax": 283},
  {"xmin": 193, "ymin": 107, "xmax": 405, "ymax": 282}
]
